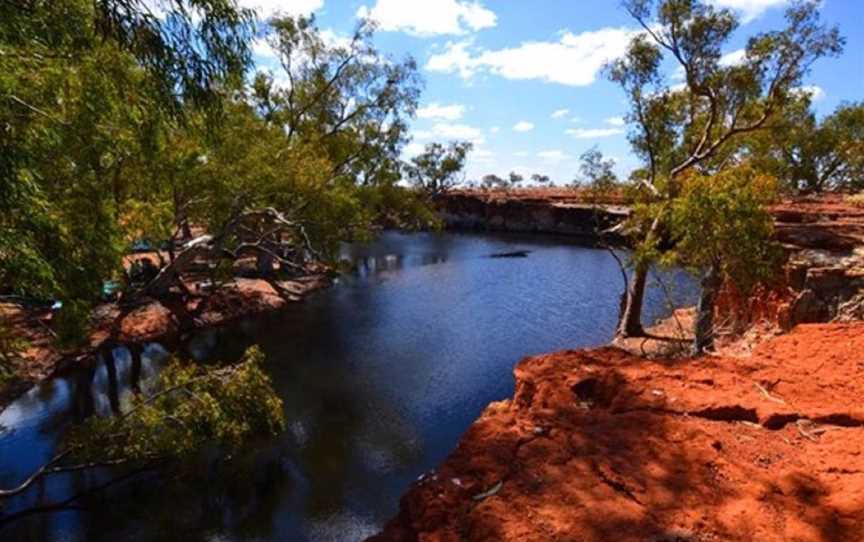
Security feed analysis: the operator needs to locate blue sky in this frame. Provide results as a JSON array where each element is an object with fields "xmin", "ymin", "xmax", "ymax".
[{"xmin": 246, "ymin": 0, "xmax": 863, "ymax": 183}]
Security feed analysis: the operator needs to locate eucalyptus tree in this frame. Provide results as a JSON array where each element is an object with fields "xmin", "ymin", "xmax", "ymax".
[
  {"xmin": 746, "ymin": 99, "xmax": 864, "ymax": 192},
  {"xmin": 530, "ymin": 173, "xmax": 551, "ymax": 185},
  {"xmin": 0, "ymin": 0, "xmax": 255, "ymax": 344},
  {"xmin": 405, "ymin": 141, "xmax": 473, "ymax": 198},
  {"xmin": 577, "ymin": 147, "xmax": 618, "ymax": 200},
  {"xmin": 138, "ymin": 15, "xmax": 427, "ymax": 287},
  {"xmin": 607, "ymin": 0, "xmax": 843, "ymax": 341},
  {"xmin": 481, "ymin": 174, "xmax": 506, "ymax": 189}
]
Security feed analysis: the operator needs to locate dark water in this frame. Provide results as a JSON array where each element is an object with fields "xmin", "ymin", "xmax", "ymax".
[{"xmin": 0, "ymin": 231, "xmax": 694, "ymax": 541}]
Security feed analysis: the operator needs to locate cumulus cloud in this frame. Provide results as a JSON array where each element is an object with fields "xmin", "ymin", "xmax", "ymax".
[
  {"xmin": 426, "ymin": 26, "xmax": 637, "ymax": 86},
  {"xmin": 414, "ymin": 122, "xmax": 485, "ymax": 144},
  {"xmin": 708, "ymin": 0, "xmax": 789, "ymax": 23},
  {"xmin": 720, "ymin": 48, "xmax": 747, "ymax": 67},
  {"xmin": 253, "ymin": 27, "xmax": 352, "ymax": 62},
  {"xmin": 605, "ymin": 116, "xmax": 626, "ymax": 127},
  {"xmin": 566, "ymin": 127, "xmax": 625, "ymax": 139},
  {"xmin": 239, "ymin": 0, "xmax": 323, "ymax": 19},
  {"xmin": 402, "ymin": 142, "xmax": 427, "ymax": 157},
  {"xmin": 551, "ymin": 108, "xmax": 570, "ymax": 119},
  {"xmin": 512, "ymin": 121, "xmax": 535, "ymax": 132},
  {"xmin": 793, "ymin": 85, "xmax": 826, "ymax": 102},
  {"xmin": 252, "ymin": 37, "xmax": 278, "ymax": 60},
  {"xmin": 538, "ymin": 150, "xmax": 571, "ymax": 162},
  {"xmin": 472, "ymin": 148, "xmax": 496, "ymax": 163},
  {"xmin": 356, "ymin": 0, "xmax": 496, "ymax": 36},
  {"xmin": 417, "ymin": 102, "xmax": 466, "ymax": 121},
  {"xmin": 489, "ymin": 126, "xmax": 500, "ymax": 134}
]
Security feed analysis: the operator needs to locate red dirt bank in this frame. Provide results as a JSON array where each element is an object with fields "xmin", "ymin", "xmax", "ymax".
[{"xmin": 371, "ymin": 323, "xmax": 864, "ymax": 542}]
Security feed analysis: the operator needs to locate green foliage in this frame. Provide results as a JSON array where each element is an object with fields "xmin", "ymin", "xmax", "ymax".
[
  {"xmin": 1, "ymin": 4, "xmax": 433, "ymax": 349},
  {"xmin": 666, "ymin": 166, "xmax": 781, "ymax": 292},
  {"xmin": 0, "ymin": 321, "xmax": 26, "ymax": 380},
  {"xmin": 609, "ymin": 0, "xmax": 843, "ymax": 190},
  {"xmin": 0, "ymin": 0, "xmax": 253, "ymax": 311},
  {"xmin": 746, "ymin": 99, "xmax": 864, "ymax": 192},
  {"xmin": 847, "ymin": 192, "xmax": 864, "ymax": 208},
  {"xmin": 606, "ymin": 0, "xmax": 843, "ymax": 338},
  {"xmin": 405, "ymin": 141, "xmax": 473, "ymax": 198},
  {"xmin": 576, "ymin": 147, "xmax": 619, "ymax": 201},
  {"xmin": 66, "ymin": 347, "xmax": 285, "ymax": 462},
  {"xmin": 54, "ymin": 300, "xmax": 94, "ymax": 348}
]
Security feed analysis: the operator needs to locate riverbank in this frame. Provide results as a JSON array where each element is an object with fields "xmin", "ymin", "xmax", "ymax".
[
  {"xmin": 366, "ymin": 191, "xmax": 864, "ymax": 540},
  {"xmin": 439, "ymin": 189, "xmax": 864, "ymax": 331},
  {"xmin": 437, "ymin": 190, "xmax": 864, "ymax": 249},
  {"xmin": 370, "ymin": 322, "xmax": 864, "ymax": 541},
  {"xmin": 0, "ymin": 271, "xmax": 331, "ymax": 409}
]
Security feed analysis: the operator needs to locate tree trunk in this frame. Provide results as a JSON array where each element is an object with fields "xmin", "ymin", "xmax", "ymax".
[
  {"xmin": 72, "ymin": 366, "xmax": 96, "ymax": 422},
  {"xmin": 694, "ymin": 265, "xmax": 721, "ymax": 354},
  {"xmin": 256, "ymin": 249, "xmax": 275, "ymax": 277},
  {"xmin": 616, "ymin": 264, "xmax": 648, "ymax": 338},
  {"xmin": 102, "ymin": 346, "xmax": 121, "ymax": 415},
  {"xmin": 143, "ymin": 240, "xmax": 211, "ymax": 298},
  {"xmin": 129, "ymin": 344, "xmax": 142, "ymax": 395}
]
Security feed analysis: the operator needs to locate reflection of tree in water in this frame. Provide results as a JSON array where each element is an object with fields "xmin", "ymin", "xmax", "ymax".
[
  {"xmin": 295, "ymin": 384, "xmax": 421, "ymax": 518},
  {"xmin": 1, "ymin": 322, "xmax": 422, "ymax": 541}
]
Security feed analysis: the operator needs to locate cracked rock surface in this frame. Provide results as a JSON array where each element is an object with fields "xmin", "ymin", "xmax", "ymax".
[{"xmin": 369, "ymin": 323, "xmax": 864, "ymax": 542}]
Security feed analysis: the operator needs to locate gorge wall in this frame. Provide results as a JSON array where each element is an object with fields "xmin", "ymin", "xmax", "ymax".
[{"xmin": 437, "ymin": 190, "xmax": 864, "ymax": 329}]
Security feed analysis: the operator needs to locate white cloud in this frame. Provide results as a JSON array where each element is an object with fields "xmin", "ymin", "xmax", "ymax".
[
  {"xmin": 489, "ymin": 126, "xmax": 500, "ymax": 134},
  {"xmin": 426, "ymin": 41, "xmax": 477, "ymax": 78},
  {"xmin": 551, "ymin": 108, "xmax": 570, "ymax": 119},
  {"xmin": 566, "ymin": 127, "xmax": 625, "ymax": 139},
  {"xmin": 472, "ymin": 148, "xmax": 495, "ymax": 163},
  {"xmin": 239, "ymin": 0, "xmax": 323, "ymax": 19},
  {"xmin": 426, "ymin": 26, "xmax": 637, "ymax": 86},
  {"xmin": 416, "ymin": 102, "xmax": 466, "ymax": 121},
  {"xmin": 513, "ymin": 121, "xmax": 534, "ymax": 132},
  {"xmin": 514, "ymin": 151, "xmax": 529, "ymax": 157},
  {"xmin": 403, "ymin": 142, "xmax": 426, "ymax": 157},
  {"xmin": 252, "ymin": 37, "xmax": 278, "ymax": 60},
  {"xmin": 793, "ymin": 85, "xmax": 826, "ymax": 102},
  {"xmin": 720, "ymin": 48, "xmax": 747, "ymax": 67},
  {"xmin": 356, "ymin": 0, "xmax": 496, "ymax": 36},
  {"xmin": 319, "ymin": 29, "xmax": 354, "ymax": 50},
  {"xmin": 538, "ymin": 150, "xmax": 571, "ymax": 162},
  {"xmin": 414, "ymin": 122, "xmax": 485, "ymax": 144},
  {"xmin": 709, "ymin": 0, "xmax": 788, "ymax": 23},
  {"xmin": 605, "ymin": 116, "xmax": 626, "ymax": 127}
]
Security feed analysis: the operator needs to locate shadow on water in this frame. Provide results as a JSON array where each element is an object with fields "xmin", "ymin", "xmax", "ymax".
[{"xmin": 0, "ymin": 231, "xmax": 696, "ymax": 542}]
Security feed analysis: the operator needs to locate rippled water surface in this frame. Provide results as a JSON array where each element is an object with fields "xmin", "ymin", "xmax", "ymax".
[{"xmin": 0, "ymin": 232, "xmax": 694, "ymax": 541}]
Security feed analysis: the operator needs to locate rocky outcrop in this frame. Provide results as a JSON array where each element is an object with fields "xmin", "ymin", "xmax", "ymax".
[
  {"xmin": 371, "ymin": 323, "xmax": 864, "ymax": 541},
  {"xmin": 436, "ymin": 191, "xmax": 629, "ymax": 242},
  {"xmin": 440, "ymin": 191, "xmax": 864, "ymax": 331}
]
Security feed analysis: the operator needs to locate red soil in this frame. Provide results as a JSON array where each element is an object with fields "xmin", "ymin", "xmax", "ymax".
[{"xmin": 371, "ymin": 323, "xmax": 864, "ymax": 542}]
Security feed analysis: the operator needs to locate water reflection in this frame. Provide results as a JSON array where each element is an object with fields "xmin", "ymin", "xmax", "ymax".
[{"xmin": 0, "ymin": 231, "xmax": 695, "ymax": 541}]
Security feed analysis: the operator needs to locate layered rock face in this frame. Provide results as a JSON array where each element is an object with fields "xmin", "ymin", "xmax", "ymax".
[
  {"xmin": 436, "ymin": 191, "xmax": 629, "ymax": 241},
  {"xmin": 772, "ymin": 196, "xmax": 864, "ymax": 325},
  {"xmin": 439, "ymin": 191, "xmax": 864, "ymax": 329},
  {"xmin": 371, "ymin": 323, "xmax": 864, "ymax": 542}
]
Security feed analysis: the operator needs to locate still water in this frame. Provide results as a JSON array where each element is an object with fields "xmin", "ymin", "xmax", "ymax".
[{"xmin": 0, "ymin": 232, "xmax": 693, "ymax": 541}]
